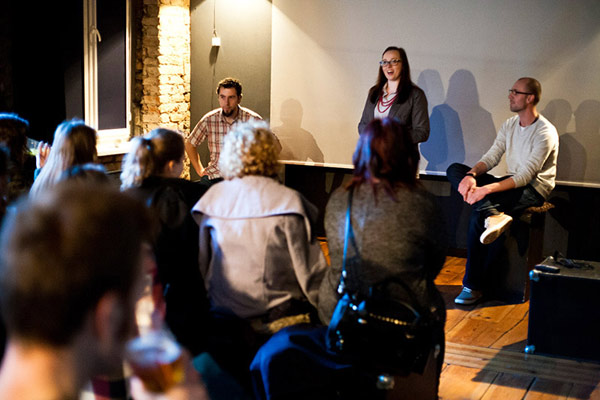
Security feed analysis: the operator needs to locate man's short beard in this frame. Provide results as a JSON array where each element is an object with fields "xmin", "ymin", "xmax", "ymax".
[{"xmin": 222, "ymin": 108, "xmax": 236, "ymax": 117}]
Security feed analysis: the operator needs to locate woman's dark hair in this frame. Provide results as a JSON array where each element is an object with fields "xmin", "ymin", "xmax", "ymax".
[
  {"xmin": 120, "ymin": 128, "xmax": 185, "ymax": 189},
  {"xmin": 349, "ymin": 117, "xmax": 419, "ymax": 199},
  {"xmin": 368, "ymin": 46, "xmax": 414, "ymax": 105},
  {"xmin": 0, "ymin": 146, "xmax": 8, "ymax": 178},
  {"xmin": 0, "ymin": 113, "xmax": 29, "ymax": 167},
  {"xmin": 0, "ymin": 147, "xmax": 8, "ymax": 217}
]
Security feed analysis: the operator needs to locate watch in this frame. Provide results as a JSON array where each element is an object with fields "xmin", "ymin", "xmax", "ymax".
[{"xmin": 466, "ymin": 172, "xmax": 476, "ymax": 178}]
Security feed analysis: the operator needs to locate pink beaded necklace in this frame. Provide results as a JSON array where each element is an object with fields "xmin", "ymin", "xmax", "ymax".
[{"xmin": 376, "ymin": 91, "xmax": 398, "ymax": 113}]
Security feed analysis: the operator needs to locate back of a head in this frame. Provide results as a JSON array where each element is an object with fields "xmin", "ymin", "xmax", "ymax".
[
  {"xmin": 0, "ymin": 113, "xmax": 29, "ymax": 167},
  {"xmin": 0, "ymin": 146, "xmax": 7, "ymax": 182},
  {"xmin": 219, "ymin": 120, "xmax": 280, "ymax": 179},
  {"xmin": 0, "ymin": 182, "xmax": 150, "ymax": 346},
  {"xmin": 352, "ymin": 118, "xmax": 419, "ymax": 193},
  {"xmin": 120, "ymin": 128, "xmax": 184, "ymax": 189},
  {"xmin": 56, "ymin": 120, "xmax": 98, "ymax": 166},
  {"xmin": 0, "ymin": 147, "xmax": 8, "ymax": 217},
  {"xmin": 59, "ymin": 163, "xmax": 110, "ymax": 185},
  {"xmin": 29, "ymin": 120, "xmax": 97, "ymax": 198}
]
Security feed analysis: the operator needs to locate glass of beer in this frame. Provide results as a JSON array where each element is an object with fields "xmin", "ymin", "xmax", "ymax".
[
  {"xmin": 26, "ymin": 137, "xmax": 40, "ymax": 156},
  {"xmin": 125, "ymin": 330, "xmax": 185, "ymax": 393}
]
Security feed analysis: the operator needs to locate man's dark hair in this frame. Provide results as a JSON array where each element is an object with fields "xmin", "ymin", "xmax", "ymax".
[
  {"xmin": 520, "ymin": 77, "xmax": 542, "ymax": 106},
  {"xmin": 216, "ymin": 77, "xmax": 242, "ymax": 97},
  {"xmin": 0, "ymin": 182, "xmax": 151, "ymax": 346}
]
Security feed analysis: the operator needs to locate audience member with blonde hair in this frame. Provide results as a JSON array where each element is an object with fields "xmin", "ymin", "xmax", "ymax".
[
  {"xmin": 121, "ymin": 128, "xmax": 187, "ymax": 190},
  {"xmin": 192, "ymin": 120, "xmax": 327, "ymax": 389},
  {"xmin": 29, "ymin": 119, "xmax": 97, "ymax": 198}
]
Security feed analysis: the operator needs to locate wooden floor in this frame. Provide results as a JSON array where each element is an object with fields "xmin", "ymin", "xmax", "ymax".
[{"xmin": 437, "ymin": 256, "xmax": 600, "ymax": 400}]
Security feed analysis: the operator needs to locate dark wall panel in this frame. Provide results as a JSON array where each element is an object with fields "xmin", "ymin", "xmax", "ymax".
[{"xmin": 190, "ymin": 0, "xmax": 271, "ymax": 124}]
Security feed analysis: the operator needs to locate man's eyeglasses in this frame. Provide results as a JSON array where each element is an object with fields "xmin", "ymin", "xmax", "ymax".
[
  {"xmin": 379, "ymin": 59, "xmax": 401, "ymax": 67},
  {"xmin": 508, "ymin": 89, "xmax": 533, "ymax": 96}
]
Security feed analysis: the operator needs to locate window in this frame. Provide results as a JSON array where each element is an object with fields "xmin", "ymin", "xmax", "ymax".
[{"xmin": 84, "ymin": 0, "xmax": 131, "ymax": 155}]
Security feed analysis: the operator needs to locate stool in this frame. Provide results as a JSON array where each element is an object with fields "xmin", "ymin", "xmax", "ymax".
[
  {"xmin": 488, "ymin": 201, "xmax": 554, "ymax": 303},
  {"xmin": 520, "ymin": 202, "xmax": 555, "ymax": 299}
]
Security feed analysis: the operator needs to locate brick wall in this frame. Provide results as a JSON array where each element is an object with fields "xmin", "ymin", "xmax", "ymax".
[
  {"xmin": 133, "ymin": 0, "xmax": 191, "ymax": 178},
  {"xmin": 98, "ymin": 153, "xmax": 125, "ymax": 174}
]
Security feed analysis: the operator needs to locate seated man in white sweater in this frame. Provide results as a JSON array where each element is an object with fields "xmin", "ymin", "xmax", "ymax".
[{"xmin": 446, "ymin": 77, "xmax": 559, "ymax": 305}]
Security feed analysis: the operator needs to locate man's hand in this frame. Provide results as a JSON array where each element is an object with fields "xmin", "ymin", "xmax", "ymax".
[
  {"xmin": 465, "ymin": 178, "xmax": 515, "ymax": 205},
  {"xmin": 184, "ymin": 141, "xmax": 205, "ymax": 178},
  {"xmin": 458, "ymin": 176, "xmax": 476, "ymax": 201},
  {"xmin": 465, "ymin": 185, "xmax": 492, "ymax": 204}
]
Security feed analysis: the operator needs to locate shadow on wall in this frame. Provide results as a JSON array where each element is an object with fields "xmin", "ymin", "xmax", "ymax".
[
  {"xmin": 542, "ymin": 99, "xmax": 580, "ymax": 182},
  {"xmin": 543, "ymin": 99, "xmax": 600, "ymax": 261},
  {"xmin": 544, "ymin": 99, "xmax": 600, "ymax": 185},
  {"xmin": 272, "ymin": 98, "xmax": 324, "ymax": 163},
  {"xmin": 419, "ymin": 69, "xmax": 495, "ymax": 174},
  {"xmin": 572, "ymin": 100, "xmax": 600, "ymax": 183},
  {"xmin": 417, "ymin": 69, "xmax": 445, "ymax": 116}
]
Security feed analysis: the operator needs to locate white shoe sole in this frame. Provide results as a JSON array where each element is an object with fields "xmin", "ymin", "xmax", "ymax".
[
  {"xmin": 454, "ymin": 294, "xmax": 482, "ymax": 305},
  {"xmin": 480, "ymin": 214, "xmax": 513, "ymax": 244}
]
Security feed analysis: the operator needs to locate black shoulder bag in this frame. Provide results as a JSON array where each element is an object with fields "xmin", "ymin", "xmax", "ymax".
[{"xmin": 326, "ymin": 189, "xmax": 434, "ymax": 375}]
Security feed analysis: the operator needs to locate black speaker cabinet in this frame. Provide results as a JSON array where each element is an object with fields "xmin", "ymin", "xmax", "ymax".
[{"xmin": 526, "ymin": 257, "xmax": 600, "ymax": 361}]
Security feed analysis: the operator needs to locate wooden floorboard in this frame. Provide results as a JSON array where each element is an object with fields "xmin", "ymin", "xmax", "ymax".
[
  {"xmin": 311, "ymin": 246, "xmax": 600, "ymax": 398},
  {"xmin": 437, "ymin": 256, "xmax": 600, "ymax": 399},
  {"xmin": 480, "ymin": 373, "xmax": 534, "ymax": 400},
  {"xmin": 439, "ymin": 364, "xmax": 498, "ymax": 400},
  {"xmin": 445, "ymin": 342, "xmax": 600, "ymax": 386}
]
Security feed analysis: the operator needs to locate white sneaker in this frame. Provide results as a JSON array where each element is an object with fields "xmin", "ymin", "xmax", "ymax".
[
  {"xmin": 454, "ymin": 287, "xmax": 483, "ymax": 305},
  {"xmin": 480, "ymin": 213, "xmax": 513, "ymax": 244}
]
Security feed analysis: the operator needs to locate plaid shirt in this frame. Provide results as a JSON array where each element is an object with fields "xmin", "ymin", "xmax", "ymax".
[{"xmin": 187, "ymin": 106, "xmax": 262, "ymax": 179}]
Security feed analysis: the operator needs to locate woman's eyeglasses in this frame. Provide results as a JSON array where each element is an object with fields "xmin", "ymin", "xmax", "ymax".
[{"xmin": 379, "ymin": 59, "xmax": 401, "ymax": 67}]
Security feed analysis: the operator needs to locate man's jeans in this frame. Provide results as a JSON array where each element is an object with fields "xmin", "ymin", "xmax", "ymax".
[{"xmin": 446, "ymin": 163, "xmax": 544, "ymax": 291}]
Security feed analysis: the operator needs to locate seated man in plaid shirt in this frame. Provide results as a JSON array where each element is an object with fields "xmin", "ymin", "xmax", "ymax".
[{"xmin": 185, "ymin": 77, "xmax": 263, "ymax": 186}]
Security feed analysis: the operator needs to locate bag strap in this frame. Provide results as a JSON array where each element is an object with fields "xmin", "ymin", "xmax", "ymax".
[
  {"xmin": 337, "ymin": 188, "xmax": 356, "ymax": 295},
  {"xmin": 338, "ymin": 189, "xmax": 426, "ymax": 312}
]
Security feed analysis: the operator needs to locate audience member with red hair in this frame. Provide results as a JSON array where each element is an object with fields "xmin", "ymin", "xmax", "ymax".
[{"xmin": 252, "ymin": 118, "xmax": 447, "ymax": 399}]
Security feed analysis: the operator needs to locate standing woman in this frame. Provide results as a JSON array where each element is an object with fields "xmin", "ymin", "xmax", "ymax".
[
  {"xmin": 29, "ymin": 119, "xmax": 97, "ymax": 198},
  {"xmin": 358, "ymin": 46, "xmax": 430, "ymax": 144}
]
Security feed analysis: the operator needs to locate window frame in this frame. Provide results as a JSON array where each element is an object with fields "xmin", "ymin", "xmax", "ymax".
[{"xmin": 83, "ymin": 0, "xmax": 132, "ymax": 156}]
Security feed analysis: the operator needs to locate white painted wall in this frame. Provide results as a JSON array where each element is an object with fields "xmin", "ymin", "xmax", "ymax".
[{"xmin": 271, "ymin": 0, "xmax": 600, "ymax": 185}]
